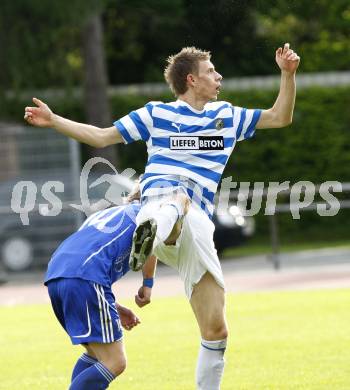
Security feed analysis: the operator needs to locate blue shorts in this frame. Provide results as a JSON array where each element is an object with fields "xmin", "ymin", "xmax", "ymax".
[{"xmin": 47, "ymin": 278, "xmax": 123, "ymax": 345}]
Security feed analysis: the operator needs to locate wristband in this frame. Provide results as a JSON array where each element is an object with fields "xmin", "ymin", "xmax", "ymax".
[{"xmin": 143, "ymin": 278, "xmax": 154, "ymax": 288}]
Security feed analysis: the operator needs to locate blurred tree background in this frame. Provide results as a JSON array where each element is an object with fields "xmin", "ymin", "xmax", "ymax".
[
  {"xmin": 1, "ymin": 0, "xmax": 349, "ymax": 90},
  {"xmin": 0, "ymin": 0, "xmax": 349, "ymax": 247}
]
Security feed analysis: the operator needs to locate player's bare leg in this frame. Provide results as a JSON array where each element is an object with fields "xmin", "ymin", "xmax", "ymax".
[
  {"xmin": 69, "ymin": 341, "xmax": 125, "ymax": 389},
  {"xmin": 190, "ymin": 272, "xmax": 228, "ymax": 390},
  {"xmin": 88, "ymin": 340, "xmax": 127, "ymax": 377},
  {"xmin": 84, "ymin": 344, "xmax": 97, "ymax": 359}
]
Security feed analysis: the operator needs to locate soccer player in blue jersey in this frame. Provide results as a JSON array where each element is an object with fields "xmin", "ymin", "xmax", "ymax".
[
  {"xmin": 25, "ymin": 43, "xmax": 300, "ymax": 389},
  {"xmin": 44, "ymin": 202, "xmax": 158, "ymax": 389}
]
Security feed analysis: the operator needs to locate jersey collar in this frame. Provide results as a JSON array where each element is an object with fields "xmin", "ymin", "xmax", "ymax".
[{"xmin": 176, "ymin": 99, "xmax": 205, "ymax": 114}]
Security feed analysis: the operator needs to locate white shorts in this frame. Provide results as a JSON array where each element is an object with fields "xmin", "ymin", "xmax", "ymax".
[{"xmin": 137, "ymin": 200, "xmax": 225, "ymax": 299}]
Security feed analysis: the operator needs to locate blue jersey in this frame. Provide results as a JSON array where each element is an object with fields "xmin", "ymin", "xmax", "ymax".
[
  {"xmin": 44, "ymin": 204, "xmax": 140, "ymax": 287},
  {"xmin": 114, "ymin": 99, "xmax": 261, "ymax": 217}
]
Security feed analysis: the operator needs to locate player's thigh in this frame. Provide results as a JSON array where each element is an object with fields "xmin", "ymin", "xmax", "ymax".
[
  {"xmin": 179, "ymin": 207, "xmax": 225, "ymax": 298},
  {"xmin": 190, "ymin": 272, "xmax": 228, "ymax": 340},
  {"xmin": 88, "ymin": 339, "xmax": 126, "ymax": 375}
]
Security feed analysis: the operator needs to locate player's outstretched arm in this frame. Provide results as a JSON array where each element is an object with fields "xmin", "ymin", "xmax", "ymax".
[
  {"xmin": 256, "ymin": 43, "xmax": 300, "ymax": 129},
  {"xmin": 135, "ymin": 255, "xmax": 157, "ymax": 308},
  {"xmin": 24, "ymin": 97, "xmax": 124, "ymax": 147}
]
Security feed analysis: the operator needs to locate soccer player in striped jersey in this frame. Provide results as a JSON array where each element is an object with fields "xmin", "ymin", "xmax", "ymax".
[
  {"xmin": 25, "ymin": 43, "xmax": 300, "ymax": 389},
  {"xmin": 44, "ymin": 202, "xmax": 158, "ymax": 389}
]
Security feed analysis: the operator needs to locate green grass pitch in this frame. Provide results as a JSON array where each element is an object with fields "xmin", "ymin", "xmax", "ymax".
[{"xmin": 0, "ymin": 289, "xmax": 349, "ymax": 389}]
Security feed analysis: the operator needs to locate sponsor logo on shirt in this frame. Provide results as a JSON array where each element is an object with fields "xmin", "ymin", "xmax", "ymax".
[{"xmin": 170, "ymin": 136, "xmax": 224, "ymax": 150}]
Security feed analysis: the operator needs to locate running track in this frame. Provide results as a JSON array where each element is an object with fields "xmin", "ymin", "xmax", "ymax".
[{"xmin": 1, "ymin": 247, "xmax": 350, "ymax": 306}]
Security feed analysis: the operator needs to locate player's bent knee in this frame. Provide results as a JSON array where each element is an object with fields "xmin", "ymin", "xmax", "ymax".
[
  {"xmin": 203, "ymin": 324, "xmax": 228, "ymax": 341},
  {"xmin": 218, "ymin": 327, "xmax": 229, "ymax": 340},
  {"xmin": 89, "ymin": 341, "xmax": 127, "ymax": 377},
  {"xmin": 102, "ymin": 356, "xmax": 127, "ymax": 377}
]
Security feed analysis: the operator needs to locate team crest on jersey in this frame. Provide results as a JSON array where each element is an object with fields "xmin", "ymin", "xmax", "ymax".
[
  {"xmin": 215, "ymin": 118, "xmax": 224, "ymax": 130},
  {"xmin": 170, "ymin": 136, "xmax": 224, "ymax": 150}
]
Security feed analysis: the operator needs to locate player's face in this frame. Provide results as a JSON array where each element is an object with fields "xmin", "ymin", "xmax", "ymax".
[{"xmin": 194, "ymin": 60, "xmax": 222, "ymax": 101}]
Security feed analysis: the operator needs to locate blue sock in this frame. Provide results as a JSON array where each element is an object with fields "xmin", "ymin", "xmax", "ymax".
[
  {"xmin": 71, "ymin": 353, "xmax": 98, "ymax": 381},
  {"xmin": 69, "ymin": 362, "xmax": 115, "ymax": 389}
]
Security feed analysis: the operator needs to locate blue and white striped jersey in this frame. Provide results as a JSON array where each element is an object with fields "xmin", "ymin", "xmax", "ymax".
[
  {"xmin": 114, "ymin": 99, "xmax": 261, "ymax": 217},
  {"xmin": 44, "ymin": 204, "xmax": 140, "ymax": 287}
]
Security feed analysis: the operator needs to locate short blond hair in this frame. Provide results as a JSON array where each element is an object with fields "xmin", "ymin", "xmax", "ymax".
[{"xmin": 164, "ymin": 47, "xmax": 211, "ymax": 96}]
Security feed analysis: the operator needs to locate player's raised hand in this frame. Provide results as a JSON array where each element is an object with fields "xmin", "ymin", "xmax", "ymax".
[
  {"xmin": 24, "ymin": 97, "xmax": 54, "ymax": 127},
  {"xmin": 275, "ymin": 43, "xmax": 300, "ymax": 74},
  {"xmin": 135, "ymin": 286, "xmax": 152, "ymax": 308}
]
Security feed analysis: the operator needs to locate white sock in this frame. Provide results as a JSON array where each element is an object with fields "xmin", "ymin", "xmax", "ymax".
[
  {"xmin": 153, "ymin": 201, "xmax": 184, "ymax": 242},
  {"xmin": 196, "ymin": 339, "xmax": 227, "ymax": 390}
]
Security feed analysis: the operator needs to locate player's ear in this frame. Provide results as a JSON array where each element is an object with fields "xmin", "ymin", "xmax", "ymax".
[{"xmin": 187, "ymin": 73, "xmax": 196, "ymax": 87}]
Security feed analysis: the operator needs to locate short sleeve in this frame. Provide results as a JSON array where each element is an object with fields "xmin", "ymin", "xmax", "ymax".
[
  {"xmin": 232, "ymin": 106, "xmax": 262, "ymax": 142},
  {"xmin": 114, "ymin": 103, "xmax": 153, "ymax": 144}
]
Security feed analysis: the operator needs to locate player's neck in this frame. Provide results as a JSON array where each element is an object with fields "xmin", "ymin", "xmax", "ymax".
[{"xmin": 177, "ymin": 93, "xmax": 207, "ymax": 112}]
